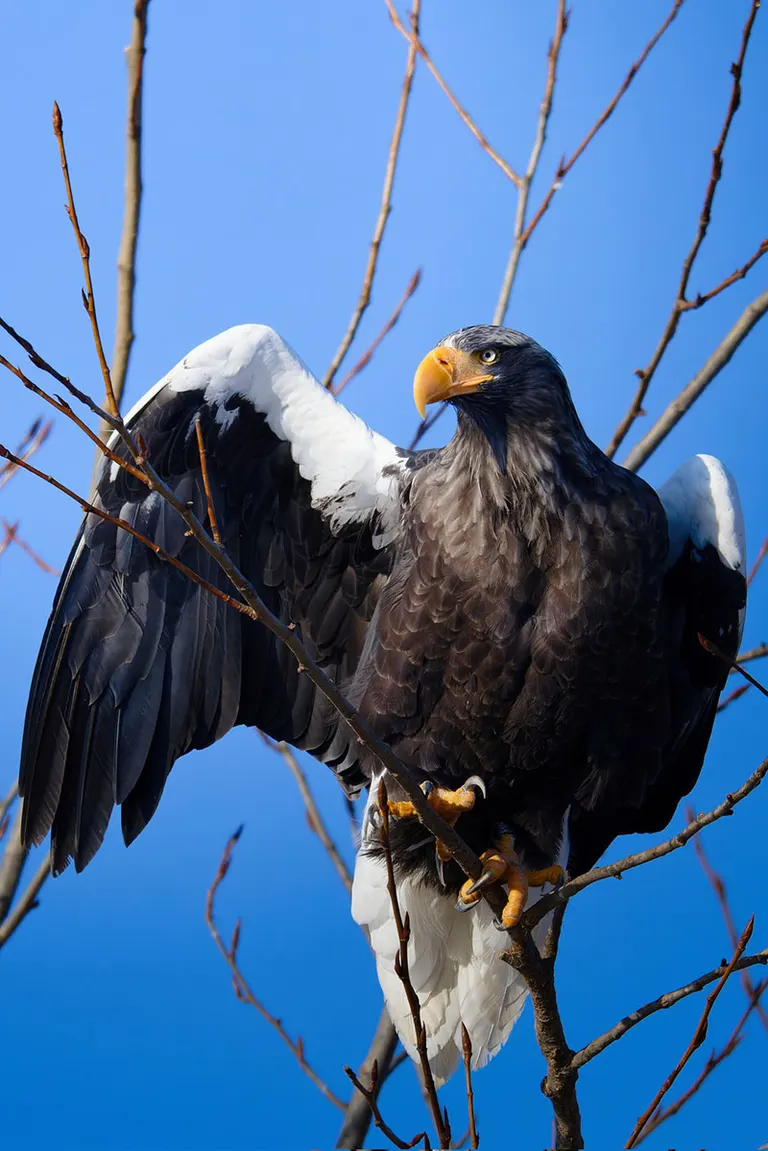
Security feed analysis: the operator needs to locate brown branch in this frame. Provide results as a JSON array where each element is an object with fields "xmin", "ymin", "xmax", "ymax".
[
  {"xmin": 0, "ymin": 520, "xmax": 59, "ymax": 574},
  {"xmin": 194, "ymin": 416, "xmax": 221, "ymax": 546},
  {"xmin": 734, "ymin": 642, "xmax": 768, "ymax": 666},
  {"xmin": 608, "ymin": 0, "xmax": 761, "ymax": 461},
  {"xmin": 0, "ymin": 521, "xmax": 16, "ymax": 562},
  {"xmin": 460, "ymin": 1025, "xmax": 479, "ymax": 1150},
  {"xmin": 519, "ymin": 0, "xmax": 685, "ymax": 302},
  {"xmin": 689, "ymin": 816, "xmax": 768, "ymax": 1035},
  {"xmin": 344, "ymin": 1063, "xmax": 426, "ymax": 1150},
  {"xmin": 384, "ymin": 0, "xmax": 521, "ymax": 189},
  {"xmin": 699, "ymin": 632, "xmax": 768, "ymax": 701},
  {"xmin": 262, "ymin": 735, "xmax": 352, "ymax": 893},
  {"xmin": 52, "ymin": 103, "xmax": 120, "ymax": 420},
  {"xmin": 679, "ymin": 238, "xmax": 768, "ymax": 311},
  {"xmin": 621, "ymin": 287, "xmax": 768, "ymax": 472},
  {"xmin": 322, "ymin": 0, "xmax": 421, "ymax": 390},
  {"xmin": 748, "ymin": 535, "xmax": 768, "ymax": 586},
  {"xmin": 625, "ymin": 917, "xmax": 754, "ymax": 1148},
  {"xmin": 633, "ymin": 976, "xmax": 768, "ymax": 1143},
  {"xmin": 378, "ymin": 781, "xmax": 450, "ymax": 1148},
  {"xmin": 0, "ymin": 806, "xmax": 28, "ymax": 926},
  {"xmin": 205, "ymin": 827, "xmax": 345, "ymax": 1111},
  {"xmin": 408, "ymin": 402, "xmax": 448, "ymax": 451},
  {"xmin": 336, "ymin": 1008, "xmax": 400, "ymax": 1150},
  {"xmin": 573, "ymin": 945, "xmax": 768, "ymax": 1071},
  {"xmin": 110, "ymin": 0, "xmax": 149, "ymax": 414},
  {"xmin": 717, "ymin": 682, "xmax": 751, "ymax": 712},
  {"xmin": 493, "ymin": 0, "xmax": 569, "ymax": 325},
  {"xmin": 526, "ymin": 752, "xmax": 768, "ymax": 930},
  {"xmin": 333, "ymin": 268, "xmax": 421, "ymax": 395},
  {"xmin": 0, "ymin": 419, "xmax": 52, "ymax": 493},
  {"xmin": 0, "ymin": 851, "xmax": 50, "ymax": 951},
  {"xmin": 0, "ymin": 783, "xmax": 18, "ymax": 832}
]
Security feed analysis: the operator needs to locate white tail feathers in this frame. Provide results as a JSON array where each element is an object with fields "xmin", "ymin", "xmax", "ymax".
[{"xmin": 351, "ymin": 794, "xmax": 568, "ymax": 1085}]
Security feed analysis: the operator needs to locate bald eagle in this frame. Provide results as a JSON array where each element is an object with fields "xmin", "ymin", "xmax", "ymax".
[{"xmin": 19, "ymin": 324, "xmax": 746, "ymax": 1082}]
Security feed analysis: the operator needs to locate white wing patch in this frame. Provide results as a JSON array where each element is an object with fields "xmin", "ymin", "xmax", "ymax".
[
  {"xmin": 109, "ymin": 324, "xmax": 406, "ymax": 546},
  {"xmin": 658, "ymin": 454, "xmax": 746, "ymax": 574},
  {"xmin": 352, "ymin": 787, "xmax": 568, "ymax": 1084}
]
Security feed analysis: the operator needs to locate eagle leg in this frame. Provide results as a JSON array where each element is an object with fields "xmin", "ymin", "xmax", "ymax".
[{"xmin": 456, "ymin": 834, "xmax": 564, "ymax": 928}]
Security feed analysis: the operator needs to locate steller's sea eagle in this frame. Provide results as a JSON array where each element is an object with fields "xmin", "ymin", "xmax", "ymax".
[{"xmin": 18, "ymin": 324, "xmax": 747, "ymax": 1082}]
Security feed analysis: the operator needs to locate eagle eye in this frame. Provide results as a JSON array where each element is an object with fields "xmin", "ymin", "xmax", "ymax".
[{"xmin": 479, "ymin": 348, "xmax": 499, "ymax": 365}]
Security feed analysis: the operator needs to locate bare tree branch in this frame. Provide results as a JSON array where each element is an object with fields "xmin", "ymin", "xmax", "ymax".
[
  {"xmin": 0, "ymin": 806, "xmax": 27, "ymax": 925},
  {"xmin": 205, "ymin": 828, "xmax": 345, "ymax": 1111},
  {"xmin": 0, "ymin": 419, "xmax": 51, "ymax": 493},
  {"xmin": 461, "ymin": 1025, "xmax": 479, "ymax": 1150},
  {"xmin": 333, "ymin": 268, "xmax": 421, "ymax": 396},
  {"xmin": 384, "ymin": 0, "xmax": 521, "ymax": 188},
  {"xmin": 734, "ymin": 642, "xmax": 768, "ymax": 666},
  {"xmin": 0, "ymin": 520, "xmax": 59, "ymax": 574},
  {"xmin": 608, "ymin": 0, "xmax": 762, "ymax": 461},
  {"xmin": 322, "ymin": 0, "xmax": 421, "ymax": 391},
  {"xmin": 621, "ymin": 287, "xmax": 768, "ymax": 472},
  {"xmin": 493, "ymin": 0, "xmax": 569, "ymax": 324},
  {"xmin": 344, "ymin": 1062, "xmax": 426, "ymax": 1150},
  {"xmin": 526, "ymin": 753, "xmax": 768, "ymax": 930},
  {"xmin": 336, "ymin": 1009, "xmax": 400, "ymax": 1150},
  {"xmin": 748, "ymin": 535, "xmax": 768, "ymax": 586},
  {"xmin": 625, "ymin": 917, "xmax": 754, "ymax": 1148},
  {"xmin": 678, "ymin": 238, "xmax": 768, "ymax": 312},
  {"xmin": 573, "ymin": 945, "xmax": 768, "ymax": 1071},
  {"xmin": 0, "ymin": 853, "xmax": 50, "ymax": 951},
  {"xmin": 110, "ymin": 0, "xmax": 149, "ymax": 413}
]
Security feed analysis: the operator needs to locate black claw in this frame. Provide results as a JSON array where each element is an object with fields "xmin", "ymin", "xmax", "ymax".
[
  {"xmin": 435, "ymin": 846, "xmax": 447, "ymax": 886},
  {"xmin": 456, "ymin": 897, "xmax": 478, "ymax": 914},
  {"xmin": 465, "ymin": 868, "xmax": 497, "ymax": 896},
  {"xmin": 421, "ymin": 780, "xmax": 435, "ymax": 797}
]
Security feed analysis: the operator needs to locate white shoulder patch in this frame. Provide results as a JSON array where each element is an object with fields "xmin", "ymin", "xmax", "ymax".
[
  {"xmin": 657, "ymin": 454, "xmax": 746, "ymax": 573},
  {"xmin": 112, "ymin": 325, "xmax": 406, "ymax": 547}
]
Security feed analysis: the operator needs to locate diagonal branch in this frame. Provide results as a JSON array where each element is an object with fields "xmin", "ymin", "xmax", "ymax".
[
  {"xmin": 322, "ymin": 0, "xmax": 421, "ymax": 391},
  {"xmin": 0, "ymin": 419, "xmax": 52, "ymax": 493},
  {"xmin": 573, "ymin": 943, "xmax": 768, "ymax": 1071},
  {"xmin": 344, "ymin": 1063, "xmax": 426, "ymax": 1150},
  {"xmin": 205, "ymin": 828, "xmax": 345, "ymax": 1111},
  {"xmin": 493, "ymin": 0, "xmax": 569, "ymax": 324},
  {"xmin": 621, "ymin": 287, "xmax": 768, "ymax": 472},
  {"xmin": 625, "ymin": 917, "xmax": 754, "ymax": 1148},
  {"xmin": 336, "ymin": 1008, "xmax": 401, "ymax": 1150},
  {"xmin": 333, "ymin": 268, "xmax": 421, "ymax": 395},
  {"xmin": 384, "ymin": 0, "xmax": 521, "ymax": 188},
  {"xmin": 608, "ymin": 0, "xmax": 762, "ymax": 461}
]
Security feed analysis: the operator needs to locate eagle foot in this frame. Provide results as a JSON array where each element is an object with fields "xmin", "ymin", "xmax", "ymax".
[
  {"xmin": 456, "ymin": 834, "xmax": 564, "ymax": 928},
  {"xmin": 386, "ymin": 775, "xmax": 486, "ymax": 826}
]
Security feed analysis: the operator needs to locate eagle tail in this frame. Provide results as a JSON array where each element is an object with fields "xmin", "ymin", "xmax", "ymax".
[{"xmin": 352, "ymin": 846, "xmax": 531, "ymax": 1083}]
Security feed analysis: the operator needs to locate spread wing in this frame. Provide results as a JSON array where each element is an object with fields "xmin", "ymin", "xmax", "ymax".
[
  {"xmin": 569, "ymin": 454, "xmax": 747, "ymax": 873},
  {"xmin": 19, "ymin": 324, "xmax": 408, "ymax": 873}
]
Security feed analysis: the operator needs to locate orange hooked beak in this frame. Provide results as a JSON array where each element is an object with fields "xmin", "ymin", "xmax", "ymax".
[{"xmin": 413, "ymin": 346, "xmax": 494, "ymax": 419}]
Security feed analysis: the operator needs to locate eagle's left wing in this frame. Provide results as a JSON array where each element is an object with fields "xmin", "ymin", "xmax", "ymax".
[{"xmin": 19, "ymin": 324, "xmax": 410, "ymax": 873}]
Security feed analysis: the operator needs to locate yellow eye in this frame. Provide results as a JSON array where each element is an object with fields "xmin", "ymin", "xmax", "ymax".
[{"xmin": 479, "ymin": 348, "xmax": 499, "ymax": 365}]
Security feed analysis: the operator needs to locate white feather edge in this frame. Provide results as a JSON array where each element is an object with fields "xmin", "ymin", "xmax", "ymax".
[
  {"xmin": 657, "ymin": 454, "xmax": 746, "ymax": 574},
  {"xmin": 352, "ymin": 786, "xmax": 569, "ymax": 1085},
  {"xmin": 107, "ymin": 324, "xmax": 405, "ymax": 546}
]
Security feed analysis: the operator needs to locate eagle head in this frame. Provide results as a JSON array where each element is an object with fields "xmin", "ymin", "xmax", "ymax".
[{"xmin": 413, "ymin": 325, "xmax": 572, "ymax": 472}]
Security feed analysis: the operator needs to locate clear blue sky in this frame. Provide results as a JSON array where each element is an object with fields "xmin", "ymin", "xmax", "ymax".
[{"xmin": 1, "ymin": 2, "xmax": 767, "ymax": 1148}]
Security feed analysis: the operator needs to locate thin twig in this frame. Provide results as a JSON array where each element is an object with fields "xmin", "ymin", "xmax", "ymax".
[
  {"xmin": 632, "ymin": 977, "xmax": 768, "ymax": 1143},
  {"xmin": 747, "ymin": 535, "xmax": 768, "ymax": 586},
  {"xmin": 194, "ymin": 415, "xmax": 221, "ymax": 545},
  {"xmin": 344, "ymin": 1063, "xmax": 426, "ymax": 1150},
  {"xmin": 460, "ymin": 1025, "xmax": 479, "ymax": 1150},
  {"xmin": 110, "ymin": 0, "xmax": 150, "ymax": 414},
  {"xmin": 526, "ymin": 753, "xmax": 768, "ymax": 929},
  {"xmin": 0, "ymin": 419, "xmax": 52, "ymax": 493},
  {"xmin": 333, "ymin": 268, "xmax": 421, "ymax": 395},
  {"xmin": 52, "ymin": 103, "xmax": 120, "ymax": 420},
  {"xmin": 0, "ymin": 807, "xmax": 32, "ymax": 927},
  {"xmin": 323, "ymin": 0, "xmax": 421, "ymax": 390},
  {"xmin": 383, "ymin": 0, "xmax": 521, "ymax": 188},
  {"xmin": 625, "ymin": 918, "xmax": 754, "ymax": 1148},
  {"xmin": 608, "ymin": 0, "xmax": 761, "ymax": 461},
  {"xmin": 335, "ymin": 1008, "xmax": 400, "ymax": 1150},
  {"xmin": 0, "ymin": 783, "xmax": 18, "ymax": 831},
  {"xmin": 378, "ymin": 780, "xmax": 450, "ymax": 1149},
  {"xmin": 717, "ymin": 682, "xmax": 751, "ymax": 713},
  {"xmin": 516, "ymin": 0, "xmax": 685, "ymax": 316},
  {"xmin": 205, "ymin": 827, "xmax": 345, "ymax": 1111},
  {"xmin": 699, "ymin": 632, "xmax": 768, "ymax": 701},
  {"xmin": 678, "ymin": 238, "xmax": 768, "ymax": 311},
  {"xmin": 262, "ymin": 735, "xmax": 352, "ymax": 893},
  {"xmin": 622, "ymin": 287, "xmax": 768, "ymax": 473},
  {"xmin": 734, "ymin": 642, "xmax": 768, "ymax": 666},
  {"xmin": 690, "ymin": 817, "xmax": 768, "ymax": 1034},
  {"xmin": 573, "ymin": 946, "xmax": 768, "ymax": 1070},
  {"xmin": 493, "ymin": 0, "xmax": 569, "ymax": 325},
  {"xmin": 0, "ymin": 852, "xmax": 50, "ymax": 951},
  {"xmin": 408, "ymin": 402, "xmax": 448, "ymax": 451}
]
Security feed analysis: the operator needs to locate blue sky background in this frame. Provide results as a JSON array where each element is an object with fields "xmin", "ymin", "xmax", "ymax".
[{"xmin": 1, "ymin": 1, "xmax": 767, "ymax": 1148}]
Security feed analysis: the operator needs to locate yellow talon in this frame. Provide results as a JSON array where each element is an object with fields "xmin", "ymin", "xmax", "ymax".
[
  {"xmin": 386, "ymin": 777, "xmax": 485, "ymax": 826},
  {"xmin": 457, "ymin": 835, "xmax": 565, "ymax": 927}
]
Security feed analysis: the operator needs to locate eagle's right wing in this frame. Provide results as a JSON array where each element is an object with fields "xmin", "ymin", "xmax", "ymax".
[{"xmin": 20, "ymin": 325, "xmax": 408, "ymax": 873}]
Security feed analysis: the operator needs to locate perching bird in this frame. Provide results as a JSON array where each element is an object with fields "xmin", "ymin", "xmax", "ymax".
[{"xmin": 19, "ymin": 323, "xmax": 746, "ymax": 1083}]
